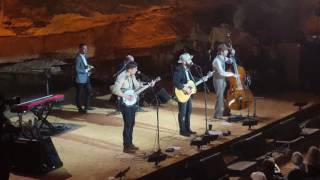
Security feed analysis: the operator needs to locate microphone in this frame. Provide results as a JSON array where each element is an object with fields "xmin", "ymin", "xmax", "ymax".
[
  {"xmin": 190, "ymin": 62, "xmax": 201, "ymax": 68},
  {"xmin": 136, "ymin": 71, "xmax": 151, "ymax": 81}
]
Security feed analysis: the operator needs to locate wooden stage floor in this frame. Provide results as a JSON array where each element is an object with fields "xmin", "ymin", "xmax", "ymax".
[{"xmin": 9, "ymin": 91, "xmax": 320, "ymax": 180}]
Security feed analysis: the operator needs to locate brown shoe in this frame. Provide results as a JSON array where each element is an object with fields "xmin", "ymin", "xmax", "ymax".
[
  {"xmin": 129, "ymin": 144, "xmax": 139, "ymax": 150},
  {"xmin": 123, "ymin": 147, "xmax": 136, "ymax": 154}
]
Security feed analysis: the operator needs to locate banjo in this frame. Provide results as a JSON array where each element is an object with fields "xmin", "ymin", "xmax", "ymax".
[{"xmin": 122, "ymin": 76, "xmax": 161, "ymax": 106}]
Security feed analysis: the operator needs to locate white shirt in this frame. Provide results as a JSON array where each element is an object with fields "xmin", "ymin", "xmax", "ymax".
[
  {"xmin": 80, "ymin": 54, "xmax": 88, "ymax": 66},
  {"xmin": 111, "ymin": 71, "xmax": 142, "ymax": 97},
  {"xmin": 80, "ymin": 54, "xmax": 89, "ymax": 73},
  {"xmin": 185, "ymin": 69, "xmax": 191, "ymax": 81},
  {"xmin": 212, "ymin": 55, "xmax": 234, "ymax": 79}
]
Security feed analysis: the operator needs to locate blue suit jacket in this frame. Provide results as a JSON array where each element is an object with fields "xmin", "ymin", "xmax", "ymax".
[{"xmin": 75, "ymin": 54, "xmax": 89, "ymax": 84}]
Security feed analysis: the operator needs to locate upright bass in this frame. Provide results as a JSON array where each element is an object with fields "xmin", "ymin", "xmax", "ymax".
[{"xmin": 225, "ymin": 34, "xmax": 253, "ymax": 110}]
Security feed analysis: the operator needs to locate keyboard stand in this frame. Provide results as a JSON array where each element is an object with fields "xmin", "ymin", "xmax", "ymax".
[{"xmin": 32, "ymin": 102, "xmax": 55, "ymax": 133}]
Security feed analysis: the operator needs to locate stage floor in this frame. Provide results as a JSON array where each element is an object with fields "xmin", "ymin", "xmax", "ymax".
[{"xmin": 9, "ymin": 91, "xmax": 320, "ymax": 180}]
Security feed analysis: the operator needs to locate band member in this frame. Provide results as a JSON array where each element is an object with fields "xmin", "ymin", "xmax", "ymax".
[
  {"xmin": 173, "ymin": 53, "xmax": 206, "ymax": 137},
  {"xmin": 75, "ymin": 43, "xmax": 93, "ymax": 113},
  {"xmin": 212, "ymin": 44, "xmax": 237, "ymax": 119},
  {"xmin": 113, "ymin": 55, "xmax": 135, "ymax": 78},
  {"xmin": 112, "ymin": 61, "xmax": 153, "ymax": 153}
]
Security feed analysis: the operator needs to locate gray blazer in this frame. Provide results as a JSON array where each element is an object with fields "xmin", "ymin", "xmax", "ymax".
[{"xmin": 75, "ymin": 53, "xmax": 89, "ymax": 84}]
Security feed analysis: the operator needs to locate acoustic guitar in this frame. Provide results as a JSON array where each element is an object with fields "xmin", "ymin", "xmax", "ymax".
[{"xmin": 175, "ymin": 71, "xmax": 213, "ymax": 103}]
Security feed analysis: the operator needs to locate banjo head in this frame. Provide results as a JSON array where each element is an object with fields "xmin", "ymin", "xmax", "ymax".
[{"xmin": 123, "ymin": 90, "xmax": 138, "ymax": 106}]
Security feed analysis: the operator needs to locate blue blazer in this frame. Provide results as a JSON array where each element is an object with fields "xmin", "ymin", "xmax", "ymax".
[{"xmin": 75, "ymin": 54, "xmax": 89, "ymax": 84}]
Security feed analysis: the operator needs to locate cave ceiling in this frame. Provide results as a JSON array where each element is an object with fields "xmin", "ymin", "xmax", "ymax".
[{"xmin": 0, "ymin": 0, "xmax": 319, "ymax": 62}]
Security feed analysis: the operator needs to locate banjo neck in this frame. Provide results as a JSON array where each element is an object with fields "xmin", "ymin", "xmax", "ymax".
[{"xmin": 135, "ymin": 77, "xmax": 161, "ymax": 95}]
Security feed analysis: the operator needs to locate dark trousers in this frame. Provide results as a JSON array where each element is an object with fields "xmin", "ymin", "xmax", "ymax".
[
  {"xmin": 178, "ymin": 98, "xmax": 192, "ymax": 133},
  {"xmin": 120, "ymin": 103, "xmax": 137, "ymax": 148},
  {"xmin": 75, "ymin": 82, "xmax": 91, "ymax": 110}
]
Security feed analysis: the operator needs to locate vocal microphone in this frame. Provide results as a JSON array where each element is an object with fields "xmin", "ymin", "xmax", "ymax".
[
  {"xmin": 137, "ymin": 71, "xmax": 144, "ymax": 75},
  {"xmin": 191, "ymin": 62, "xmax": 201, "ymax": 68},
  {"xmin": 137, "ymin": 71, "xmax": 151, "ymax": 81}
]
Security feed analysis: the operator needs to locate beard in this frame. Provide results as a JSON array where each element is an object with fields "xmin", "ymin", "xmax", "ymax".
[{"xmin": 186, "ymin": 63, "xmax": 193, "ymax": 68}]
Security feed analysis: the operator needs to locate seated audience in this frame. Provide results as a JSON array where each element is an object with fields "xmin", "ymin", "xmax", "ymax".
[
  {"xmin": 287, "ymin": 151, "xmax": 306, "ymax": 180},
  {"xmin": 261, "ymin": 158, "xmax": 284, "ymax": 180},
  {"xmin": 251, "ymin": 171, "xmax": 267, "ymax": 180},
  {"xmin": 305, "ymin": 146, "xmax": 320, "ymax": 178}
]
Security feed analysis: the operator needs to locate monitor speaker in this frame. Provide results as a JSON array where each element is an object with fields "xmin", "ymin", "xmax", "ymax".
[{"xmin": 11, "ymin": 136, "xmax": 63, "ymax": 174}]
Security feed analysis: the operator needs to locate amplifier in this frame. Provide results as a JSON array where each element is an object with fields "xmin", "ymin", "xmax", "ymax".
[{"xmin": 11, "ymin": 136, "xmax": 63, "ymax": 174}]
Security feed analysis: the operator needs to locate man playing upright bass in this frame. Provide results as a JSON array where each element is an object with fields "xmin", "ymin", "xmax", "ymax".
[{"xmin": 212, "ymin": 44, "xmax": 238, "ymax": 120}]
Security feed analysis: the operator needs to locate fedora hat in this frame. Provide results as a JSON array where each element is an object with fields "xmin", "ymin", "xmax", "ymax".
[{"xmin": 178, "ymin": 53, "xmax": 193, "ymax": 63}]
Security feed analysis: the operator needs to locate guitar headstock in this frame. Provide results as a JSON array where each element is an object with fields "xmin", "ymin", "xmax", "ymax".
[{"xmin": 154, "ymin": 76, "xmax": 161, "ymax": 82}]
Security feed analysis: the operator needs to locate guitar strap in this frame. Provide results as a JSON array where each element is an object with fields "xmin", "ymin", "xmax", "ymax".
[{"xmin": 188, "ymin": 70, "xmax": 195, "ymax": 82}]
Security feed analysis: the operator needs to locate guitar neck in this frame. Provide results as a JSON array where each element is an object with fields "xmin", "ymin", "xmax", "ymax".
[
  {"xmin": 195, "ymin": 79, "xmax": 204, "ymax": 86},
  {"xmin": 195, "ymin": 74, "xmax": 213, "ymax": 86}
]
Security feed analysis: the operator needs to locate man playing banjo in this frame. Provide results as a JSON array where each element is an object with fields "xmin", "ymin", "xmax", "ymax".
[{"xmin": 112, "ymin": 61, "xmax": 156, "ymax": 153}]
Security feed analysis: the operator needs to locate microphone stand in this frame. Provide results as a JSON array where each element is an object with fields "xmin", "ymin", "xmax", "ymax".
[
  {"xmin": 193, "ymin": 65, "xmax": 210, "ymax": 134},
  {"xmin": 190, "ymin": 64, "xmax": 218, "ymax": 150},
  {"xmin": 115, "ymin": 166, "xmax": 130, "ymax": 180},
  {"xmin": 147, "ymin": 86, "xmax": 167, "ymax": 166}
]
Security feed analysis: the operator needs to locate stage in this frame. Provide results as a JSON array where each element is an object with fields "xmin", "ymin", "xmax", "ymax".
[{"xmin": 9, "ymin": 91, "xmax": 320, "ymax": 180}]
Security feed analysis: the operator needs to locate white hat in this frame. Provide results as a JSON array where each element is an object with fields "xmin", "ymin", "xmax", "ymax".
[{"xmin": 178, "ymin": 53, "xmax": 193, "ymax": 63}]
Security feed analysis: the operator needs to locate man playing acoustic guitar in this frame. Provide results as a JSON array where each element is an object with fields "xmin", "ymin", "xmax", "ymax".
[{"xmin": 173, "ymin": 53, "xmax": 209, "ymax": 137}]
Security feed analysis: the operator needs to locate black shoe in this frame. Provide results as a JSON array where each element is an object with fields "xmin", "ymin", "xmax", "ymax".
[
  {"xmin": 129, "ymin": 144, "xmax": 139, "ymax": 150},
  {"xmin": 123, "ymin": 147, "xmax": 136, "ymax": 154},
  {"xmin": 78, "ymin": 108, "xmax": 87, "ymax": 114},
  {"xmin": 180, "ymin": 132, "xmax": 190, "ymax": 137},
  {"xmin": 85, "ymin": 107, "xmax": 95, "ymax": 111},
  {"xmin": 213, "ymin": 116, "xmax": 223, "ymax": 120},
  {"xmin": 188, "ymin": 130, "xmax": 197, "ymax": 134},
  {"xmin": 223, "ymin": 109, "xmax": 231, "ymax": 116}
]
